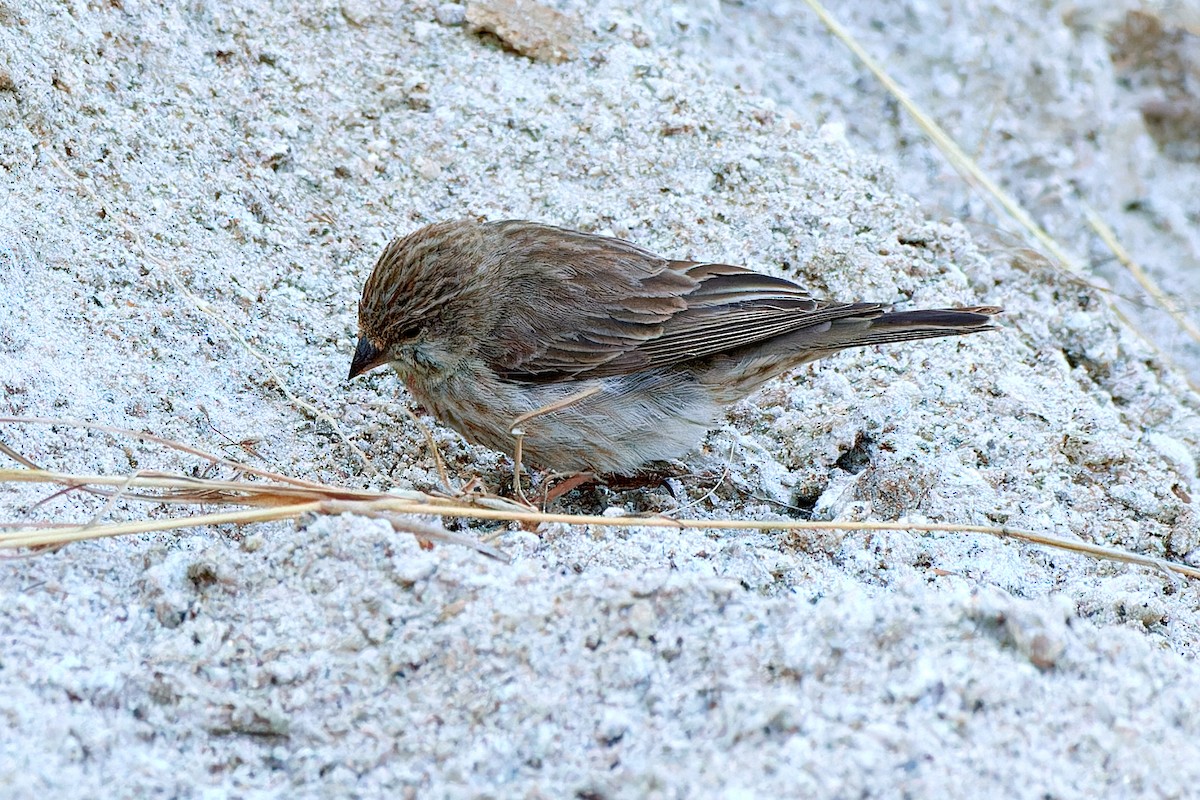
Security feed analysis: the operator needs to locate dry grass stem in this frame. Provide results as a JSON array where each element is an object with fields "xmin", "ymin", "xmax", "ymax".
[
  {"xmin": 802, "ymin": 0, "xmax": 1199, "ymax": 390},
  {"xmin": 2, "ymin": 422, "xmax": 1197, "ymax": 581},
  {"xmin": 1082, "ymin": 201, "xmax": 1200, "ymax": 348},
  {"xmin": 800, "ymin": 0, "xmax": 1074, "ymax": 269}
]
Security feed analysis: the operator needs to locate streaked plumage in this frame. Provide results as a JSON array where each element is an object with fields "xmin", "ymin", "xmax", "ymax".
[{"xmin": 350, "ymin": 219, "xmax": 1000, "ymax": 474}]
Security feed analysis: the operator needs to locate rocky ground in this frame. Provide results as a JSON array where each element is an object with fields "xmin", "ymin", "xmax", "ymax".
[{"xmin": 2, "ymin": 0, "xmax": 1199, "ymax": 796}]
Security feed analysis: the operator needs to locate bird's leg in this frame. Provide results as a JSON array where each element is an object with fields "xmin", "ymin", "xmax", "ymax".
[
  {"xmin": 507, "ymin": 385, "xmax": 603, "ymax": 504},
  {"xmin": 539, "ymin": 471, "xmax": 597, "ymax": 507}
]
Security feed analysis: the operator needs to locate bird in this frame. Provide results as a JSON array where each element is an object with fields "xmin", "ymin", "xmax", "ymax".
[{"xmin": 349, "ymin": 219, "xmax": 1000, "ymax": 476}]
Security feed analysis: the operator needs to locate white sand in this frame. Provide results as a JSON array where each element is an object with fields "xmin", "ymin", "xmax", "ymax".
[{"xmin": 2, "ymin": 0, "xmax": 1199, "ymax": 796}]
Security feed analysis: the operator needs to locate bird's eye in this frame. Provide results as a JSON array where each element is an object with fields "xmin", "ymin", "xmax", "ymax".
[{"xmin": 392, "ymin": 323, "xmax": 422, "ymax": 342}]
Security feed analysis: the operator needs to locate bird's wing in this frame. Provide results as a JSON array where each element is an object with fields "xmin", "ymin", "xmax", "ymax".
[
  {"xmin": 595, "ymin": 262, "xmax": 885, "ymax": 377},
  {"xmin": 478, "ymin": 223, "xmax": 883, "ymax": 382}
]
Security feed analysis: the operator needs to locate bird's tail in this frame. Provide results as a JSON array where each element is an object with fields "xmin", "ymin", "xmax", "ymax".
[
  {"xmin": 774, "ymin": 305, "xmax": 1002, "ymax": 363},
  {"xmin": 838, "ymin": 305, "xmax": 1002, "ymax": 348},
  {"xmin": 705, "ymin": 304, "xmax": 1002, "ymax": 397}
]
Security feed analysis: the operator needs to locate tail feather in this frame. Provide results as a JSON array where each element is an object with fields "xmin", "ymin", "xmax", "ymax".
[
  {"xmin": 801, "ymin": 305, "xmax": 1001, "ymax": 354},
  {"xmin": 706, "ymin": 304, "xmax": 1002, "ymax": 394},
  {"xmin": 870, "ymin": 306, "xmax": 1002, "ymax": 330}
]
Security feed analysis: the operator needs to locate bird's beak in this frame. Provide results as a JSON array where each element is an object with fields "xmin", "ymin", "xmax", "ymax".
[{"xmin": 348, "ymin": 337, "xmax": 388, "ymax": 379}]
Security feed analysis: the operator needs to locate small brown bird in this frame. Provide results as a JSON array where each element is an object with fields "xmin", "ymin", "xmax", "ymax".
[{"xmin": 350, "ymin": 220, "xmax": 1000, "ymax": 475}]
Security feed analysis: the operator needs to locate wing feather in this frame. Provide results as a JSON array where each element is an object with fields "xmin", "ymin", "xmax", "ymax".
[
  {"xmin": 478, "ymin": 223, "xmax": 995, "ymax": 384},
  {"xmin": 480, "ymin": 222, "xmax": 886, "ymax": 382}
]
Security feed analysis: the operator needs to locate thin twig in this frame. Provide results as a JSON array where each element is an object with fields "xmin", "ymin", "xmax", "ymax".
[
  {"xmin": 800, "ymin": 0, "xmax": 1200, "ymax": 392},
  {"xmin": 1, "ymin": 417, "xmax": 354, "ymax": 490},
  {"xmin": 3, "ymin": 465, "xmax": 1197, "ymax": 581},
  {"xmin": 1082, "ymin": 201, "xmax": 1200, "ymax": 347}
]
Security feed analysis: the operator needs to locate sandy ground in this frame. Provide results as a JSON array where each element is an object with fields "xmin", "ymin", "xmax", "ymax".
[{"xmin": 2, "ymin": 0, "xmax": 1200, "ymax": 797}]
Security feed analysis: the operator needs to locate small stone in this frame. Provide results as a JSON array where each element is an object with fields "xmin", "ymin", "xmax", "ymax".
[
  {"xmin": 339, "ymin": 0, "xmax": 373, "ymax": 27},
  {"xmin": 466, "ymin": 0, "xmax": 580, "ymax": 64},
  {"xmin": 414, "ymin": 156, "xmax": 442, "ymax": 181},
  {"xmin": 435, "ymin": 3, "xmax": 466, "ymax": 26}
]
